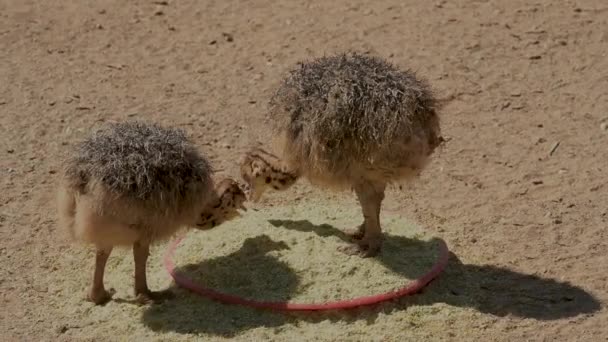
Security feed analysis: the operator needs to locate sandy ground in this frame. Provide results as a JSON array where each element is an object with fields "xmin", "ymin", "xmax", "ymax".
[
  {"xmin": 1, "ymin": 0, "xmax": 607, "ymax": 341},
  {"xmin": 171, "ymin": 196, "xmax": 444, "ymax": 302}
]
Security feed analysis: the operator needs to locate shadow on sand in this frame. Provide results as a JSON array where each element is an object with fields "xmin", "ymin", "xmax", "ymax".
[
  {"xmin": 142, "ymin": 235, "xmax": 296, "ymax": 336},
  {"xmin": 269, "ymin": 219, "xmax": 601, "ymax": 319},
  {"xmin": 142, "ymin": 220, "xmax": 600, "ymax": 337}
]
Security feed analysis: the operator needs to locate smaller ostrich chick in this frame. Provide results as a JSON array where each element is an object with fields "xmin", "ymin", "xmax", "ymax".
[
  {"xmin": 241, "ymin": 53, "xmax": 443, "ymax": 257},
  {"xmin": 57, "ymin": 121, "xmax": 246, "ymax": 305}
]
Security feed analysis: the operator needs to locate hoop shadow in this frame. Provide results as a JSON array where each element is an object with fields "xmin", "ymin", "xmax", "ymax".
[{"xmin": 268, "ymin": 219, "xmax": 601, "ymax": 320}]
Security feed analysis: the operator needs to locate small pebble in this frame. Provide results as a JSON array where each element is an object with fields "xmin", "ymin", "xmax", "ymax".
[
  {"xmin": 600, "ymin": 122, "xmax": 608, "ymax": 131},
  {"xmin": 56, "ymin": 325, "xmax": 69, "ymax": 334},
  {"xmin": 222, "ymin": 32, "xmax": 234, "ymax": 42}
]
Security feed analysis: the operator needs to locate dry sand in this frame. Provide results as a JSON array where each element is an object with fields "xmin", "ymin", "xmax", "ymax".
[{"xmin": 1, "ymin": 0, "xmax": 607, "ymax": 341}]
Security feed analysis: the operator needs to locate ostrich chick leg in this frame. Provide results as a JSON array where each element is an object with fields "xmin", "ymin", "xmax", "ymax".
[
  {"xmin": 133, "ymin": 241, "xmax": 173, "ymax": 304},
  {"xmin": 88, "ymin": 247, "xmax": 114, "ymax": 305},
  {"xmin": 339, "ymin": 180, "xmax": 386, "ymax": 257}
]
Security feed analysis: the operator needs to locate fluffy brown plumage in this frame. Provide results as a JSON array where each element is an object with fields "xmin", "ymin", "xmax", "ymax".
[
  {"xmin": 57, "ymin": 121, "xmax": 220, "ymax": 305},
  {"xmin": 247, "ymin": 53, "xmax": 443, "ymax": 257},
  {"xmin": 63, "ymin": 121, "xmax": 213, "ymax": 215},
  {"xmin": 268, "ymin": 52, "xmax": 442, "ymax": 188}
]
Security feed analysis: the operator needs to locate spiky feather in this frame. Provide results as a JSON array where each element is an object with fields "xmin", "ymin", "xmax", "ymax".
[
  {"xmin": 268, "ymin": 52, "xmax": 442, "ymax": 187},
  {"xmin": 61, "ymin": 121, "xmax": 213, "ymax": 216}
]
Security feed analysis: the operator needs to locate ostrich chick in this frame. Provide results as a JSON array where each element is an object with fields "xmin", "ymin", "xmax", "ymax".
[
  {"xmin": 57, "ymin": 121, "xmax": 246, "ymax": 305},
  {"xmin": 242, "ymin": 53, "xmax": 443, "ymax": 257},
  {"xmin": 195, "ymin": 178, "xmax": 249, "ymax": 230}
]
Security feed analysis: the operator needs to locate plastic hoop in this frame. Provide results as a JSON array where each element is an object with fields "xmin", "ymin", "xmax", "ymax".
[{"xmin": 164, "ymin": 233, "xmax": 449, "ymax": 311}]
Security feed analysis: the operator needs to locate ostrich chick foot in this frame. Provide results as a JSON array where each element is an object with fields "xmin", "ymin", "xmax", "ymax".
[
  {"xmin": 88, "ymin": 287, "xmax": 115, "ymax": 305},
  {"xmin": 337, "ymin": 235, "xmax": 382, "ymax": 258},
  {"xmin": 135, "ymin": 289, "xmax": 175, "ymax": 305}
]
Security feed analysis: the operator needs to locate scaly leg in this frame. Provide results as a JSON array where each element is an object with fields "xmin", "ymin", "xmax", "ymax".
[
  {"xmin": 88, "ymin": 247, "xmax": 115, "ymax": 305},
  {"xmin": 133, "ymin": 241, "xmax": 173, "ymax": 304},
  {"xmin": 339, "ymin": 180, "xmax": 385, "ymax": 257}
]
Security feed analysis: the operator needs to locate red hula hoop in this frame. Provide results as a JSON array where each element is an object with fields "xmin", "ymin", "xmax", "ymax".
[{"xmin": 164, "ymin": 234, "xmax": 449, "ymax": 311}]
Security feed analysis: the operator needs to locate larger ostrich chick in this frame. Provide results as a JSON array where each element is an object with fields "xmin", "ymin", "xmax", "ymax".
[{"xmin": 242, "ymin": 53, "xmax": 443, "ymax": 257}]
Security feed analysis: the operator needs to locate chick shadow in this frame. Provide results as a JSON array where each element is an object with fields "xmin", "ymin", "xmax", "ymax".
[
  {"xmin": 141, "ymin": 235, "xmax": 298, "ymax": 336},
  {"xmin": 268, "ymin": 219, "xmax": 601, "ymax": 321}
]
